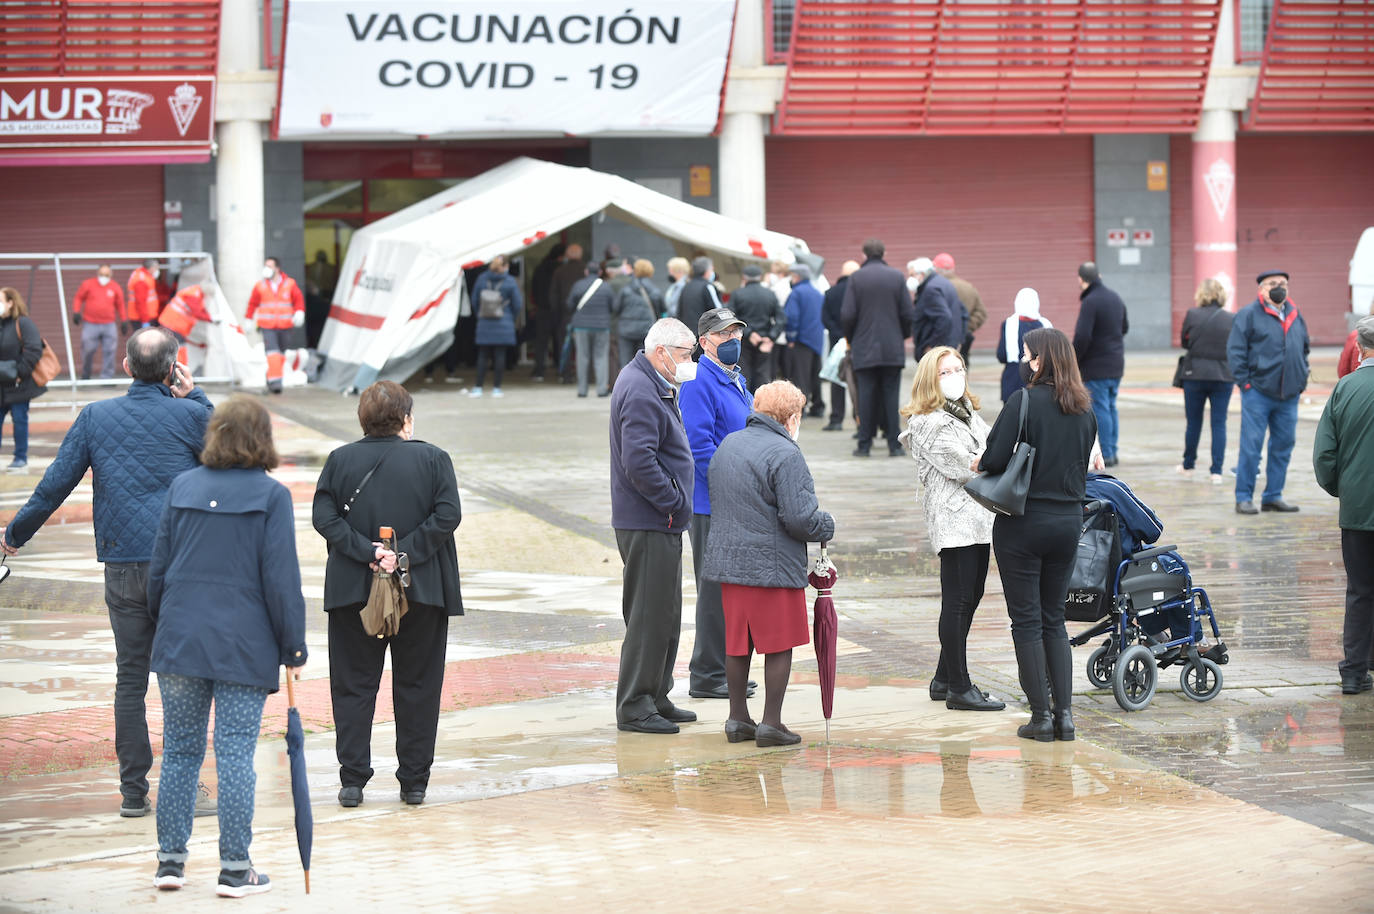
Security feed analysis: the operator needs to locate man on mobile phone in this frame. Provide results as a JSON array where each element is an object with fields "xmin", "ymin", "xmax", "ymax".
[{"xmin": 1, "ymin": 327, "xmax": 216, "ymax": 820}]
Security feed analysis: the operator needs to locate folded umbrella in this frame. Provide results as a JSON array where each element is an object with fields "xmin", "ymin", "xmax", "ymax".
[
  {"xmin": 284, "ymin": 671, "xmax": 313, "ymax": 894},
  {"xmin": 808, "ymin": 542, "xmax": 839, "ymax": 743}
]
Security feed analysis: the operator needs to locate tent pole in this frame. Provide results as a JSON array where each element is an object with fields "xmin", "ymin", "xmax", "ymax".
[{"xmin": 51, "ymin": 255, "xmax": 81, "ymax": 406}]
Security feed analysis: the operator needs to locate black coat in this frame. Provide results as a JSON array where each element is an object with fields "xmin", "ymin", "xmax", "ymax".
[
  {"xmin": 0, "ymin": 315, "xmax": 45, "ymax": 407},
  {"xmin": 677, "ymin": 278, "xmax": 724, "ymax": 338},
  {"xmin": 821, "ymin": 276, "xmax": 847, "ymax": 351},
  {"xmin": 1073, "ymin": 280, "xmax": 1130, "ymax": 380},
  {"xmin": 840, "ymin": 257, "xmax": 914, "ymax": 370},
  {"xmin": 313, "ymin": 436, "xmax": 463, "ymax": 616},
  {"xmin": 912, "ymin": 273, "xmax": 964, "ymax": 357},
  {"xmin": 730, "ymin": 280, "xmax": 785, "ymax": 341},
  {"xmin": 1179, "ymin": 303, "xmax": 1234, "ymax": 383}
]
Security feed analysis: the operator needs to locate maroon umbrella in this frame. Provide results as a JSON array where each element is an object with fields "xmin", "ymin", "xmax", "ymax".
[{"xmin": 808, "ymin": 542, "xmax": 838, "ymax": 742}]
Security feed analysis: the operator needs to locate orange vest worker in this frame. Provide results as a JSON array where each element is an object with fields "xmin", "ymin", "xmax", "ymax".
[
  {"xmin": 245, "ymin": 274, "xmax": 304, "ymax": 330},
  {"xmin": 127, "ymin": 266, "xmax": 162, "ymax": 324},
  {"xmin": 158, "ymin": 286, "xmax": 214, "ymax": 364}
]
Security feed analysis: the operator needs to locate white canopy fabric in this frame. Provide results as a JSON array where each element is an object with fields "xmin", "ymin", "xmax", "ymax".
[{"xmin": 317, "ymin": 157, "xmax": 810, "ymax": 391}]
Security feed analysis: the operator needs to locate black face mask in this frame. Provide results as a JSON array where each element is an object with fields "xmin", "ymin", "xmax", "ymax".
[
  {"xmin": 1019, "ymin": 360, "xmax": 1035, "ymax": 385},
  {"xmin": 1267, "ymin": 286, "xmax": 1287, "ymax": 306}
]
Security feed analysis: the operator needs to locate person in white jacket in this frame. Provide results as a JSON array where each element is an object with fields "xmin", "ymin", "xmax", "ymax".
[{"xmin": 898, "ymin": 345, "xmax": 1005, "ymax": 712}]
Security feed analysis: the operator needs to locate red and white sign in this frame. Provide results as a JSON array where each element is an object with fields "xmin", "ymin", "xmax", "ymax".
[
  {"xmin": 1106, "ymin": 228, "xmax": 1128, "ymax": 247},
  {"xmin": 0, "ymin": 77, "xmax": 215, "ymax": 164},
  {"xmin": 1132, "ymin": 229, "xmax": 1154, "ymax": 247}
]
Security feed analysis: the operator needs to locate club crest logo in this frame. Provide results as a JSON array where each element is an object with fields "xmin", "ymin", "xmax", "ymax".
[
  {"xmin": 166, "ymin": 83, "xmax": 203, "ymax": 137},
  {"xmin": 320, "ymin": 111, "xmax": 333, "ymax": 128},
  {"xmin": 1204, "ymin": 158, "xmax": 1235, "ymax": 222},
  {"xmin": 105, "ymin": 89, "xmax": 154, "ymax": 135}
]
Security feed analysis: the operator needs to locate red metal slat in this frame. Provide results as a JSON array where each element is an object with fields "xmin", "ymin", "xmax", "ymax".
[{"xmin": 1246, "ymin": 0, "xmax": 1374, "ymax": 131}]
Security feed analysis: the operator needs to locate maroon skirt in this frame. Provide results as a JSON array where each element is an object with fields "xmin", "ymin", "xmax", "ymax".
[{"xmin": 720, "ymin": 582, "xmax": 810, "ymax": 656}]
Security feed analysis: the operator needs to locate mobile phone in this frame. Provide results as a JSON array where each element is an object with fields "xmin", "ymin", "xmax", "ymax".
[{"xmin": 167, "ymin": 363, "xmax": 180, "ymax": 386}]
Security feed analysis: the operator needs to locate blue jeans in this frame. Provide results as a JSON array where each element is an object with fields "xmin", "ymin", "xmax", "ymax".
[
  {"xmin": 105, "ymin": 563, "xmax": 155, "ymax": 800},
  {"xmin": 1235, "ymin": 388, "xmax": 1298, "ymax": 504},
  {"xmin": 1181, "ymin": 380, "xmax": 1232, "ymax": 474},
  {"xmin": 1084, "ymin": 378, "xmax": 1120, "ymax": 459},
  {"xmin": 1, "ymin": 399, "xmax": 29, "ymax": 462},
  {"xmin": 156, "ymin": 673, "xmax": 268, "ymax": 870}
]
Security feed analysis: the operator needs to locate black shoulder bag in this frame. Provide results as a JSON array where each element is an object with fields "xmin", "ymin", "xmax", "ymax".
[{"xmin": 963, "ymin": 390, "xmax": 1036, "ymax": 516}]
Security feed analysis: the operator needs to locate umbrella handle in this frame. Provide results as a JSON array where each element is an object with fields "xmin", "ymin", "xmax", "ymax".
[{"xmin": 284, "ymin": 667, "xmax": 297, "ymax": 710}]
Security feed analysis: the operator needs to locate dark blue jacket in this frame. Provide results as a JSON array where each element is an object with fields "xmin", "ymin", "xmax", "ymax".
[
  {"xmin": 5, "ymin": 381, "xmax": 213, "ymax": 561},
  {"xmin": 822, "ymin": 276, "xmax": 848, "ymax": 352},
  {"xmin": 1073, "ymin": 280, "xmax": 1130, "ymax": 380},
  {"xmin": 996, "ymin": 316, "xmax": 1050, "ymax": 403},
  {"xmin": 567, "ymin": 276, "xmax": 616, "ymax": 332},
  {"xmin": 784, "ymin": 279, "xmax": 826, "ymax": 356},
  {"xmin": 149, "ymin": 467, "xmax": 308, "ymax": 692},
  {"xmin": 679, "ymin": 355, "xmax": 753, "ymax": 515},
  {"xmin": 472, "ymin": 269, "xmax": 522, "ymax": 347},
  {"xmin": 913, "ymin": 273, "xmax": 965, "ymax": 356},
  {"xmin": 1226, "ymin": 298, "xmax": 1310, "ymax": 401},
  {"xmin": 609, "ymin": 352, "xmax": 694, "ymax": 533}
]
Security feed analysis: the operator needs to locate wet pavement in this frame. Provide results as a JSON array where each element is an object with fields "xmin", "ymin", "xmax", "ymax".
[{"xmin": 1, "ymin": 349, "xmax": 1371, "ymax": 911}]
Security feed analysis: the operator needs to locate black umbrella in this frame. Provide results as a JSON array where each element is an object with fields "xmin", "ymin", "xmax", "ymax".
[{"xmin": 284, "ymin": 671, "xmax": 313, "ymax": 893}]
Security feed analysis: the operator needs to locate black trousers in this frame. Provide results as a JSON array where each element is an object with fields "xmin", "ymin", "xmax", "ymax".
[
  {"xmin": 854, "ymin": 365, "xmax": 903, "ymax": 451},
  {"xmin": 615, "ymin": 528, "xmax": 683, "ymax": 722},
  {"xmin": 828, "ymin": 380, "xmax": 846, "ymax": 424},
  {"xmin": 935, "ymin": 543, "xmax": 990, "ymax": 692},
  {"xmin": 740, "ymin": 341, "xmax": 774, "ymax": 392},
  {"xmin": 1341, "ymin": 527, "xmax": 1374, "ymax": 678},
  {"xmin": 474, "ymin": 345, "xmax": 507, "ymax": 388},
  {"xmin": 688, "ymin": 514, "xmax": 726, "ymax": 692},
  {"xmin": 992, "ymin": 510, "xmax": 1079, "ymax": 644},
  {"xmin": 328, "ymin": 604, "xmax": 449, "ymax": 792}
]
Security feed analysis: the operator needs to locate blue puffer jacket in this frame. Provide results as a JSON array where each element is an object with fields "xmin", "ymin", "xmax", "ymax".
[
  {"xmin": 4, "ymin": 381, "xmax": 213, "ymax": 561},
  {"xmin": 1226, "ymin": 298, "xmax": 1310, "ymax": 401},
  {"xmin": 149, "ymin": 467, "xmax": 308, "ymax": 692},
  {"xmin": 472, "ymin": 269, "xmax": 522, "ymax": 347},
  {"xmin": 680, "ymin": 355, "xmax": 753, "ymax": 515}
]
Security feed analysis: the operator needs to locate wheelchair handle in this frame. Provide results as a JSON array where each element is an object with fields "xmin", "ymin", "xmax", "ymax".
[{"xmin": 1129, "ymin": 544, "xmax": 1177, "ymax": 562}]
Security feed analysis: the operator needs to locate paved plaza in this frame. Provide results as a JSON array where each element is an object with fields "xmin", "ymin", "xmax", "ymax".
[{"xmin": 0, "ymin": 349, "xmax": 1371, "ymax": 912}]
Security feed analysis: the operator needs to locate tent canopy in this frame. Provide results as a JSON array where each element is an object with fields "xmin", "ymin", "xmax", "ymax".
[{"xmin": 318, "ymin": 157, "xmax": 811, "ymax": 391}]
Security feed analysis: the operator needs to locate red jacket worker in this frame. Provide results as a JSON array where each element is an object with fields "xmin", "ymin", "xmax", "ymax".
[{"xmin": 72, "ymin": 263, "xmax": 130, "ymax": 380}]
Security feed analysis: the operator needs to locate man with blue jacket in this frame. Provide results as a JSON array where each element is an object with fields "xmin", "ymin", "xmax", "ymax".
[
  {"xmin": 681, "ymin": 308, "xmax": 755, "ymax": 700},
  {"xmin": 784, "ymin": 264, "xmax": 827, "ymax": 418},
  {"xmin": 609, "ymin": 318, "xmax": 700, "ymax": 734},
  {"xmin": 2, "ymin": 328, "xmax": 215, "ymax": 818},
  {"xmin": 1228, "ymin": 269, "xmax": 1310, "ymax": 515}
]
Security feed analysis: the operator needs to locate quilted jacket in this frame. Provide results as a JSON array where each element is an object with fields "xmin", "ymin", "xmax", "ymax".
[
  {"xmin": 4, "ymin": 381, "xmax": 213, "ymax": 561},
  {"xmin": 898, "ymin": 405, "xmax": 994, "ymax": 553}
]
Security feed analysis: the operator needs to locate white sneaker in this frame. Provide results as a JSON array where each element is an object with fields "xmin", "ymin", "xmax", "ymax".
[
  {"xmin": 491, "ymin": 388, "xmax": 504, "ymax": 398},
  {"xmin": 467, "ymin": 388, "xmax": 483, "ymax": 398},
  {"xmin": 1210, "ymin": 473, "xmax": 1225, "ymax": 485},
  {"xmin": 1175, "ymin": 465, "xmax": 1194, "ymax": 478}
]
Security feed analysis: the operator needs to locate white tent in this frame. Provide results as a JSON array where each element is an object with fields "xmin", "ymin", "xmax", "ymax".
[{"xmin": 317, "ymin": 157, "xmax": 812, "ymax": 391}]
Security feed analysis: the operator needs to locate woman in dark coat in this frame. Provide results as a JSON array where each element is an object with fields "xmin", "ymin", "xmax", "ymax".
[
  {"xmin": 702, "ymin": 380, "xmax": 835, "ymax": 747},
  {"xmin": 312, "ymin": 380, "xmax": 462, "ymax": 808},
  {"xmin": 611, "ymin": 259, "xmax": 664, "ymax": 372},
  {"xmin": 469, "ymin": 255, "xmax": 522, "ymax": 397},
  {"xmin": 979, "ymin": 328, "xmax": 1097, "ymax": 743},
  {"xmin": 0, "ymin": 287, "xmax": 47, "ymax": 472},
  {"xmin": 148, "ymin": 396, "xmax": 307, "ymax": 897},
  {"xmin": 1176, "ymin": 278, "xmax": 1235, "ymax": 482}
]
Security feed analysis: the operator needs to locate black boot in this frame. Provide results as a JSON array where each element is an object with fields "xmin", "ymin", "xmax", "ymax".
[
  {"xmin": 1013, "ymin": 640, "xmax": 1054, "ymax": 742},
  {"xmin": 1044, "ymin": 637, "xmax": 1076, "ymax": 741}
]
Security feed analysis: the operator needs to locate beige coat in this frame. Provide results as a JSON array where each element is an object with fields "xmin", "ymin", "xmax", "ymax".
[{"xmin": 899, "ymin": 405, "xmax": 995, "ymax": 553}]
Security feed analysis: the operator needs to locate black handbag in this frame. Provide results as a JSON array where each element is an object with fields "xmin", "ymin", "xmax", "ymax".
[
  {"xmin": 963, "ymin": 390, "xmax": 1036, "ymax": 516},
  {"xmin": 1064, "ymin": 503, "xmax": 1122, "ymax": 622}
]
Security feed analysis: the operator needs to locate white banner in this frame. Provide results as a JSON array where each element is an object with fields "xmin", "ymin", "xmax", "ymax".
[{"xmin": 276, "ymin": 0, "xmax": 737, "ymax": 138}]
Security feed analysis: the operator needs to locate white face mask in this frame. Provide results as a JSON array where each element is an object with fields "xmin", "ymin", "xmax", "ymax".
[
  {"xmin": 151, "ymin": 269, "xmax": 160, "ymax": 280},
  {"xmin": 905, "ymin": 276, "xmax": 919, "ymax": 293},
  {"xmin": 673, "ymin": 358, "xmax": 697, "ymax": 385},
  {"xmin": 0, "ymin": 299, "xmax": 10, "ymax": 317},
  {"xmin": 262, "ymin": 266, "xmax": 276, "ymax": 280},
  {"xmin": 939, "ymin": 373, "xmax": 966, "ymax": 401},
  {"xmin": 790, "ymin": 419, "xmax": 801, "ymax": 442},
  {"xmin": 97, "ymin": 275, "xmax": 110, "ymax": 286}
]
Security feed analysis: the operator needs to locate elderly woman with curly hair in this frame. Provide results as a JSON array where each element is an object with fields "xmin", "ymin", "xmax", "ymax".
[{"xmin": 702, "ymin": 380, "xmax": 835, "ymax": 747}]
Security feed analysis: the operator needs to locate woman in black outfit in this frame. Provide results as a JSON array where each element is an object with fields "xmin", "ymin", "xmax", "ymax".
[
  {"xmin": 0, "ymin": 287, "xmax": 46, "ymax": 473},
  {"xmin": 978, "ymin": 328, "xmax": 1097, "ymax": 742},
  {"xmin": 313, "ymin": 381, "xmax": 463, "ymax": 807},
  {"xmin": 1176, "ymin": 278, "xmax": 1235, "ymax": 482}
]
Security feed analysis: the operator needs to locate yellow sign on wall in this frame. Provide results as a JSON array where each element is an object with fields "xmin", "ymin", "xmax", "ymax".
[
  {"xmin": 1147, "ymin": 161, "xmax": 1168, "ymax": 191},
  {"xmin": 689, "ymin": 166, "xmax": 712, "ymax": 197}
]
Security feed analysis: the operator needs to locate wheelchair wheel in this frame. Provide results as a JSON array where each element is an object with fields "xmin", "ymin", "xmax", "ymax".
[
  {"xmin": 1086, "ymin": 645, "xmax": 1113, "ymax": 689},
  {"xmin": 1112, "ymin": 644, "xmax": 1157, "ymax": 711},
  {"xmin": 1180, "ymin": 658, "xmax": 1223, "ymax": 702}
]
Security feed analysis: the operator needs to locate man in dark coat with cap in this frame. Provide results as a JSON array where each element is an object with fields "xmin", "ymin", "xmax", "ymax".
[
  {"xmin": 731, "ymin": 264, "xmax": 785, "ymax": 392},
  {"xmin": 841, "ymin": 239, "xmax": 915, "ymax": 458},
  {"xmin": 1073, "ymin": 262, "xmax": 1130, "ymax": 467},
  {"xmin": 1229, "ymin": 269, "xmax": 1310, "ymax": 515}
]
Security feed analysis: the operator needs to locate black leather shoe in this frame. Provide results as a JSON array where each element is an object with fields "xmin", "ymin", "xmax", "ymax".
[
  {"xmin": 852, "ymin": 447, "xmax": 871, "ymax": 458},
  {"xmin": 1261, "ymin": 499, "xmax": 1300, "ymax": 512},
  {"xmin": 1236, "ymin": 500, "xmax": 1259, "ymax": 515},
  {"xmin": 822, "ymin": 422, "xmax": 843, "ymax": 431},
  {"xmin": 724, "ymin": 719, "xmax": 757, "ymax": 742},
  {"xmin": 618, "ymin": 713, "xmax": 679, "ymax": 734},
  {"xmin": 688, "ymin": 683, "xmax": 755, "ymax": 699},
  {"xmin": 400, "ymin": 789, "xmax": 425, "ymax": 806},
  {"xmin": 1017, "ymin": 711, "xmax": 1055, "ymax": 742},
  {"xmin": 1341, "ymin": 673, "xmax": 1373, "ymax": 695},
  {"xmin": 1104, "ymin": 456, "xmax": 1119, "ymax": 467},
  {"xmin": 755, "ymin": 723, "xmax": 801, "ymax": 747},
  {"xmin": 945, "ymin": 686, "xmax": 1006, "ymax": 711},
  {"xmin": 658, "ymin": 704, "xmax": 698, "ymax": 723},
  {"xmin": 928, "ymin": 679, "xmax": 948, "ymax": 701},
  {"xmin": 338, "ymin": 786, "xmax": 363, "ymax": 808},
  {"xmin": 888, "ymin": 447, "xmax": 905, "ymax": 458},
  {"xmin": 1053, "ymin": 709, "xmax": 1076, "ymax": 741}
]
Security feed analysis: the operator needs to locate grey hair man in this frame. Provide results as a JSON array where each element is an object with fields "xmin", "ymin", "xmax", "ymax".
[{"xmin": 609, "ymin": 318, "xmax": 700, "ymax": 734}]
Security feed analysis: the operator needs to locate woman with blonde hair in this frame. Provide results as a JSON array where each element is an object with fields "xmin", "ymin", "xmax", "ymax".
[
  {"xmin": 898, "ymin": 346, "xmax": 1004, "ymax": 711},
  {"xmin": 703, "ymin": 380, "xmax": 834, "ymax": 747},
  {"xmin": 1176, "ymin": 277, "xmax": 1235, "ymax": 482}
]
